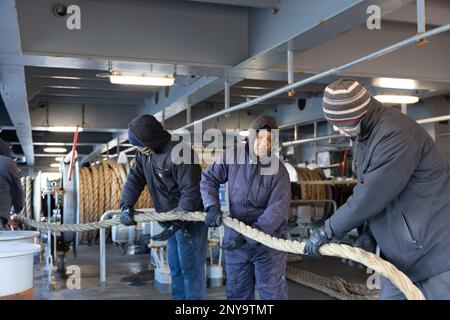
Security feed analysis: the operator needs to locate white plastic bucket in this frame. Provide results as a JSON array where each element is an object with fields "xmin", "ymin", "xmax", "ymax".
[
  {"xmin": 0, "ymin": 231, "xmax": 40, "ymax": 244},
  {"xmin": 0, "ymin": 243, "xmax": 40, "ymax": 298}
]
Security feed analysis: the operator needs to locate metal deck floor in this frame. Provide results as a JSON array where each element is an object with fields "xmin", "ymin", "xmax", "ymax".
[{"xmin": 32, "ymin": 244, "xmax": 370, "ymax": 300}]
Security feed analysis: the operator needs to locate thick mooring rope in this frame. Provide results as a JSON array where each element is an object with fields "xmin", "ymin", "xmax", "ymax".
[
  {"xmin": 17, "ymin": 211, "xmax": 425, "ymax": 300},
  {"xmin": 285, "ymin": 265, "xmax": 378, "ymax": 300}
]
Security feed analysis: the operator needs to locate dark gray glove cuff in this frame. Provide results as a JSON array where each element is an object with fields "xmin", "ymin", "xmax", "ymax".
[{"xmin": 323, "ymin": 219, "xmax": 334, "ymax": 239}]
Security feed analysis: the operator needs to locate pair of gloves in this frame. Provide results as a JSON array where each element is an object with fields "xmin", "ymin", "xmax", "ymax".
[
  {"xmin": 119, "ymin": 205, "xmax": 186, "ymax": 241},
  {"xmin": 120, "ymin": 204, "xmax": 243, "ymax": 249}
]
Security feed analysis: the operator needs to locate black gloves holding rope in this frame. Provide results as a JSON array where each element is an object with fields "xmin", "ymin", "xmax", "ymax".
[
  {"xmin": 152, "ymin": 221, "xmax": 187, "ymax": 241},
  {"xmin": 119, "ymin": 205, "xmax": 139, "ymax": 226},
  {"xmin": 304, "ymin": 226, "xmax": 332, "ymax": 257},
  {"xmin": 204, "ymin": 206, "xmax": 222, "ymax": 227}
]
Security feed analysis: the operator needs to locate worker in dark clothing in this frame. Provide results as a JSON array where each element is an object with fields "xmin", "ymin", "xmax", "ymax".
[
  {"xmin": 0, "ymin": 138, "xmax": 23, "ymax": 231},
  {"xmin": 119, "ymin": 115, "xmax": 208, "ymax": 300},
  {"xmin": 201, "ymin": 115, "xmax": 291, "ymax": 300},
  {"xmin": 304, "ymin": 79, "xmax": 450, "ymax": 299}
]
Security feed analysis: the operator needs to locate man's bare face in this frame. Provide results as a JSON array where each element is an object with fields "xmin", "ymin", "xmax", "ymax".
[{"xmin": 253, "ymin": 130, "xmax": 272, "ymax": 157}]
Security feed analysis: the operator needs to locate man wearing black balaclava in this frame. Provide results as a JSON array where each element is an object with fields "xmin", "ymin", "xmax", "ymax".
[
  {"xmin": 0, "ymin": 137, "xmax": 23, "ymax": 230},
  {"xmin": 119, "ymin": 115, "xmax": 207, "ymax": 300}
]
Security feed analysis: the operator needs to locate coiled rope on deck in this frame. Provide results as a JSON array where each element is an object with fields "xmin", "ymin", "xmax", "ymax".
[{"xmin": 16, "ymin": 210, "xmax": 425, "ymax": 300}]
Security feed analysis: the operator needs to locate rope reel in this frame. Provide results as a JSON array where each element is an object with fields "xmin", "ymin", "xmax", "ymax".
[{"xmin": 77, "ymin": 160, "xmax": 153, "ymax": 244}]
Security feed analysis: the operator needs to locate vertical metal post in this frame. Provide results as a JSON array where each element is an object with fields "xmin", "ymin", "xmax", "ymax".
[
  {"xmin": 99, "ymin": 210, "xmax": 121, "ymax": 287},
  {"xmin": 294, "ymin": 125, "xmax": 298, "ymax": 141},
  {"xmin": 100, "ymin": 227, "xmax": 106, "ymax": 287},
  {"xmin": 401, "ymin": 103, "xmax": 408, "ymax": 115},
  {"xmin": 162, "ymin": 107, "xmax": 166, "ymax": 128},
  {"xmin": 417, "ymin": 0, "xmax": 426, "ymax": 45},
  {"xmin": 46, "ymin": 192, "xmax": 52, "ymax": 291},
  {"xmin": 186, "ymin": 105, "xmax": 192, "ymax": 124},
  {"xmin": 287, "ymin": 49, "xmax": 295, "ymax": 97},
  {"xmin": 313, "ymin": 121, "xmax": 318, "ymax": 148},
  {"xmin": 224, "ymin": 80, "xmax": 230, "ymax": 117}
]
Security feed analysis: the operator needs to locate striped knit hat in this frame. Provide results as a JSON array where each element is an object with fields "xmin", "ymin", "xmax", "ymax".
[{"xmin": 322, "ymin": 79, "xmax": 372, "ymax": 129}]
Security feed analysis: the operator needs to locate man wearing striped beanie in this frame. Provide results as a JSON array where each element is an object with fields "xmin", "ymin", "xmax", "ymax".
[
  {"xmin": 322, "ymin": 79, "xmax": 371, "ymax": 137},
  {"xmin": 304, "ymin": 78, "xmax": 450, "ymax": 299}
]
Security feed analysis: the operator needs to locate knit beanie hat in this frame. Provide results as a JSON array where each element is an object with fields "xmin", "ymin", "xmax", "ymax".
[
  {"xmin": 322, "ymin": 79, "xmax": 372, "ymax": 129},
  {"xmin": 128, "ymin": 114, "xmax": 171, "ymax": 153}
]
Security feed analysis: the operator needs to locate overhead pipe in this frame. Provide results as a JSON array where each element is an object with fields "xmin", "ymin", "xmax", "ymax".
[
  {"xmin": 175, "ymin": 24, "xmax": 450, "ymax": 133},
  {"xmin": 283, "ymin": 114, "xmax": 450, "ymax": 147},
  {"xmin": 283, "ymin": 134, "xmax": 344, "ymax": 147},
  {"xmin": 416, "ymin": 114, "xmax": 450, "ymax": 125}
]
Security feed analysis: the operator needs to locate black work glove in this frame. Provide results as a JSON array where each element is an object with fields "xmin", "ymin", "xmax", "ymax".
[
  {"xmin": 204, "ymin": 206, "xmax": 222, "ymax": 227},
  {"xmin": 304, "ymin": 227, "xmax": 331, "ymax": 258},
  {"xmin": 151, "ymin": 220, "xmax": 187, "ymax": 241},
  {"xmin": 221, "ymin": 234, "xmax": 246, "ymax": 250},
  {"xmin": 151, "ymin": 222, "xmax": 180, "ymax": 241},
  {"xmin": 119, "ymin": 205, "xmax": 138, "ymax": 226}
]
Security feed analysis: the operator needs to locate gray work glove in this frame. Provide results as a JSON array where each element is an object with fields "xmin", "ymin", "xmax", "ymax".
[{"xmin": 304, "ymin": 227, "xmax": 331, "ymax": 258}]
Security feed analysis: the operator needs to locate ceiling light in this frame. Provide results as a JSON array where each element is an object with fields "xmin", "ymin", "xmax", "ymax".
[
  {"xmin": 50, "ymin": 163, "xmax": 61, "ymax": 168},
  {"xmin": 238, "ymin": 130, "xmax": 249, "ymax": 137},
  {"xmin": 44, "ymin": 147, "xmax": 67, "ymax": 153},
  {"xmin": 109, "ymin": 72, "xmax": 175, "ymax": 86},
  {"xmin": 374, "ymin": 95, "xmax": 419, "ymax": 104},
  {"xmin": 373, "ymin": 77, "xmax": 417, "ymax": 90},
  {"xmin": 48, "ymin": 126, "xmax": 83, "ymax": 133},
  {"xmin": 55, "ymin": 157, "xmax": 64, "ymax": 161},
  {"xmin": 46, "ymin": 143, "xmax": 65, "ymax": 146}
]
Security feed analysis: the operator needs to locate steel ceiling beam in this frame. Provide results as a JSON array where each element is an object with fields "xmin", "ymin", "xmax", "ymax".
[
  {"xmin": 186, "ymin": 0, "xmax": 279, "ymax": 9},
  {"xmin": 0, "ymin": 0, "xmax": 34, "ymax": 165}
]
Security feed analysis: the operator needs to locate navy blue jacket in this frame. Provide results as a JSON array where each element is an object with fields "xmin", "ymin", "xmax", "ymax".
[
  {"xmin": 120, "ymin": 141, "xmax": 203, "ymax": 213},
  {"xmin": 0, "ymin": 139, "xmax": 22, "ymax": 217},
  {"xmin": 201, "ymin": 143, "xmax": 291, "ymax": 241}
]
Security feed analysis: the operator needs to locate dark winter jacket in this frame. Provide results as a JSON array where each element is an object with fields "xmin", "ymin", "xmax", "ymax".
[
  {"xmin": 324, "ymin": 99, "xmax": 450, "ymax": 282},
  {"xmin": 120, "ymin": 140, "xmax": 203, "ymax": 213},
  {"xmin": 0, "ymin": 138, "xmax": 23, "ymax": 217}
]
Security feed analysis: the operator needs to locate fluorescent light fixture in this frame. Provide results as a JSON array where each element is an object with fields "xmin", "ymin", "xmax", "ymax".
[
  {"xmin": 44, "ymin": 147, "xmax": 67, "ymax": 153},
  {"xmin": 55, "ymin": 157, "xmax": 64, "ymax": 161},
  {"xmin": 50, "ymin": 163, "xmax": 61, "ymax": 168},
  {"xmin": 239, "ymin": 130, "xmax": 249, "ymax": 137},
  {"xmin": 373, "ymin": 77, "xmax": 417, "ymax": 90},
  {"xmin": 109, "ymin": 72, "xmax": 175, "ymax": 86},
  {"xmin": 48, "ymin": 126, "xmax": 83, "ymax": 133},
  {"xmin": 374, "ymin": 95, "xmax": 419, "ymax": 104}
]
